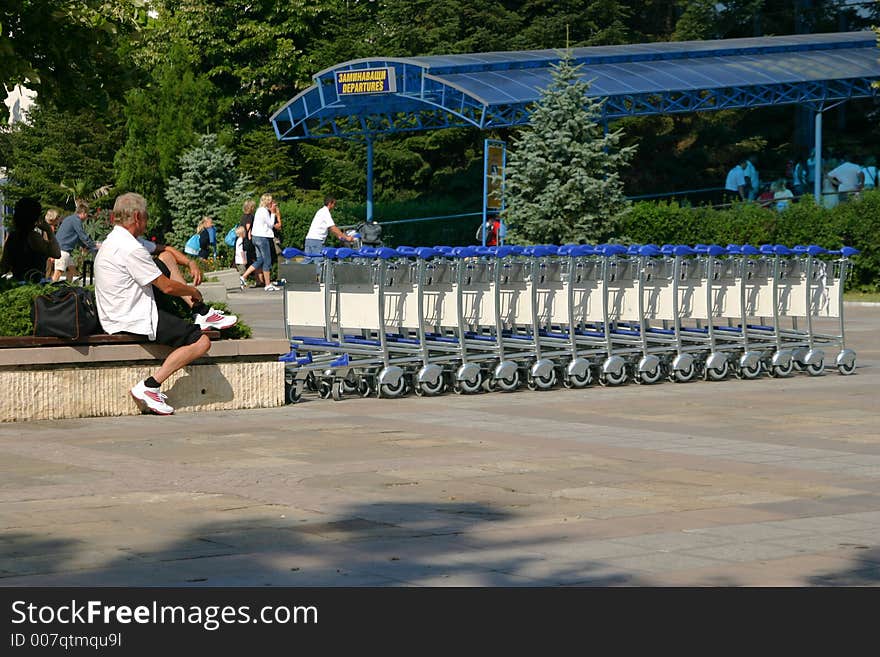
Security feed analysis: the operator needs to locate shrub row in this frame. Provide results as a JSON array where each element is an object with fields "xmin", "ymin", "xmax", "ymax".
[
  {"xmin": 213, "ymin": 190, "xmax": 876, "ymax": 292},
  {"xmin": 618, "ymin": 191, "xmax": 879, "ymax": 291}
]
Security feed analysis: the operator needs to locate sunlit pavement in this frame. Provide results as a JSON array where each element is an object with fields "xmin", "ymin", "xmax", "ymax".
[{"xmin": 1, "ymin": 292, "xmax": 878, "ymax": 586}]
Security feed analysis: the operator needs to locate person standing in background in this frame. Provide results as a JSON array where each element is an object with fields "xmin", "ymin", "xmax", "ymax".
[
  {"xmin": 53, "ymin": 200, "xmax": 98, "ymax": 282},
  {"xmin": 860, "ymin": 156, "xmax": 877, "ymax": 190},
  {"xmin": 243, "ymin": 193, "xmax": 281, "ymax": 292},
  {"xmin": 238, "ymin": 199, "xmax": 256, "ymax": 287},
  {"xmin": 233, "ymin": 225, "xmax": 247, "ymax": 277},
  {"xmin": 828, "ymin": 155, "xmax": 864, "ymax": 203},
  {"xmin": 792, "ymin": 151, "xmax": 809, "ymax": 197},
  {"xmin": 743, "ymin": 155, "xmax": 760, "ymax": 201},
  {"xmin": 43, "ymin": 208, "xmax": 61, "ymax": 279},
  {"xmin": 724, "ymin": 159, "xmax": 749, "ymax": 202},
  {"xmin": 304, "ymin": 196, "xmax": 356, "ymax": 267}
]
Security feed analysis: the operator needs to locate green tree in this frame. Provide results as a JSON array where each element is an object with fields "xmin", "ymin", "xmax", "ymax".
[
  {"xmin": 139, "ymin": 1, "xmax": 320, "ymax": 130},
  {"xmin": 671, "ymin": 0, "xmax": 718, "ymax": 41},
  {"xmin": 114, "ymin": 45, "xmax": 220, "ymax": 234},
  {"xmin": 236, "ymin": 128, "xmax": 301, "ymax": 199},
  {"xmin": 164, "ymin": 134, "xmax": 252, "ymax": 247},
  {"xmin": 0, "ymin": 0, "xmax": 143, "ymax": 122},
  {"xmin": 2, "ymin": 104, "xmax": 121, "ymax": 209},
  {"xmin": 503, "ymin": 51, "xmax": 635, "ymax": 245}
]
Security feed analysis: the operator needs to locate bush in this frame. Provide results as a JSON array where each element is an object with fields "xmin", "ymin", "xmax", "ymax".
[
  {"xmin": 619, "ymin": 191, "xmax": 879, "ymax": 290},
  {"xmin": 0, "ymin": 282, "xmax": 48, "ymax": 336}
]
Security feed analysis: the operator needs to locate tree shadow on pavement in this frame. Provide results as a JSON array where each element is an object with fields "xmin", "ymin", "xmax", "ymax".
[
  {"xmin": 806, "ymin": 547, "xmax": 880, "ymax": 586},
  {"xmin": 0, "ymin": 502, "xmax": 648, "ymax": 586}
]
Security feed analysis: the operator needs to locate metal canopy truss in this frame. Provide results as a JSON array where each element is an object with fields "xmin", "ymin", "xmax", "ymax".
[{"xmin": 271, "ymin": 31, "xmax": 880, "ymax": 142}]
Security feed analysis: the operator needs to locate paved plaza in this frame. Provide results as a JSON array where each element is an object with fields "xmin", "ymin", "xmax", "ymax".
[{"xmin": 1, "ymin": 290, "xmax": 878, "ymax": 586}]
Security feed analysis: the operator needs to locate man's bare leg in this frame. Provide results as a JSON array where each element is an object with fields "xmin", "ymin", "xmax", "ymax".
[{"xmin": 153, "ymin": 335, "xmax": 211, "ymax": 384}]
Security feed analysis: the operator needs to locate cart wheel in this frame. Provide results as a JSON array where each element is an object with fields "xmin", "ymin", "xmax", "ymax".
[
  {"xmin": 379, "ymin": 377, "xmax": 407, "ymax": 398},
  {"xmin": 527, "ymin": 369, "xmax": 556, "ymax": 391},
  {"xmin": 305, "ymin": 373, "xmax": 319, "ymax": 392},
  {"xmin": 495, "ymin": 370, "xmax": 521, "ymax": 392},
  {"xmin": 331, "ymin": 380, "xmax": 344, "ymax": 401},
  {"xmin": 600, "ymin": 368, "xmax": 628, "ymax": 387},
  {"xmin": 704, "ymin": 361, "xmax": 729, "ymax": 381},
  {"xmin": 454, "ymin": 372, "xmax": 483, "ymax": 394},
  {"xmin": 735, "ymin": 361, "xmax": 763, "ymax": 380},
  {"xmin": 342, "ymin": 377, "xmax": 361, "ymax": 394},
  {"xmin": 284, "ymin": 382, "xmax": 301, "ymax": 404},
  {"xmin": 671, "ymin": 362, "xmax": 697, "ymax": 383},
  {"xmin": 804, "ymin": 359, "xmax": 825, "ymax": 376},
  {"xmin": 771, "ymin": 360, "xmax": 794, "ymax": 378},
  {"xmin": 360, "ymin": 380, "xmax": 373, "ymax": 397},
  {"xmin": 636, "ymin": 365, "xmax": 664, "ymax": 385},
  {"xmin": 837, "ymin": 358, "xmax": 855, "ymax": 375},
  {"xmin": 418, "ymin": 377, "xmax": 446, "ymax": 396},
  {"xmin": 564, "ymin": 369, "xmax": 592, "ymax": 389},
  {"xmin": 318, "ymin": 380, "xmax": 333, "ymax": 399}
]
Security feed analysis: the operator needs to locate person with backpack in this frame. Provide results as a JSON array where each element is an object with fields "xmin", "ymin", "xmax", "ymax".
[{"xmin": 184, "ymin": 216, "xmax": 214, "ymax": 259}]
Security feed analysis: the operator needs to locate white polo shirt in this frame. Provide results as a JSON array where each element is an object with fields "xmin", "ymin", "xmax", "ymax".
[
  {"xmin": 725, "ymin": 166, "xmax": 746, "ymax": 193},
  {"xmin": 305, "ymin": 205, "xmax": 335, "ymax": 242},
  {"xmin": 94, "ymin": 225, "xmax": 162, "ymax": 339},
  {"xmin": 828, "ymin": 162, "xmax": 863, "ymax": 192}
]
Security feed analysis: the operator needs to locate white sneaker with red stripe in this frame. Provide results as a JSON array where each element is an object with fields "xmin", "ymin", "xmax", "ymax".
[
  {"xmin": 194, "ymin": 307, "xmax": 238, "ymax": 330},
  {"xmin": 130, "ymin": 380, "xmax": 174, "ymax": 415}
]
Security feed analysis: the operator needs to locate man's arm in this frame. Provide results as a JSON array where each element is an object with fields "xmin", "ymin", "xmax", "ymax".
[
  {"xmin": 154, "ymin": 243, "xmax": 202, "ymax": 286},
  {"xmin": 329, "ymin": 225, "xmax": 355, "ymax": 243},
  {"xmin": 74, "ymin": 217, "xmax": 97, "ymax": 251},
  {"xmin": 151, "ymin": 273, "xmax": 203, "ymax": 303}
]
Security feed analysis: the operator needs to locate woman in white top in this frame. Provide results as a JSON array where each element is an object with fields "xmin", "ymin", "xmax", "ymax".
[{"xmin": 241, "ymin": 193, "xmax": 281, "ymax": 291}]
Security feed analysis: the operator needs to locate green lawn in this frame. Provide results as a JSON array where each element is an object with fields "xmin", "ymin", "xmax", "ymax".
[{"xmin": 844, "ymin": 291, "xmax": 880, "ymax": 303}]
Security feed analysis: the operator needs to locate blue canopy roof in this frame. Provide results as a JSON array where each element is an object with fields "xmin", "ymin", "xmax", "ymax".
[{"xmin": 270, "ymin": 31, "xmax": 880, "ymax": 141}]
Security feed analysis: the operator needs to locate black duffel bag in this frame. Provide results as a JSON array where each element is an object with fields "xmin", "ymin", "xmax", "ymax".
[{"xmin": 31, "ymin": 285, "xmax": 101, "ymax": 340}]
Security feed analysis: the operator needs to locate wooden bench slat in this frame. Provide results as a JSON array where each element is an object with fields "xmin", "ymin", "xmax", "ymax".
[{"xmin": 0, "ymin": 331, "xmax": 221, "ymax": 348}]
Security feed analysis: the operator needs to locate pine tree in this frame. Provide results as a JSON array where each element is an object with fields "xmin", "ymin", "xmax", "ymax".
[
  {"xmin": 503, "ymin": 51, "xmax": 635, "ymax": 246},
  {"xmin": 164, "ymin": 134, "xmax": 253, "ymax": 247}
]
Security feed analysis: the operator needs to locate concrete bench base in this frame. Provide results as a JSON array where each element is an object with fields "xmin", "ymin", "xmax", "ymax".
[{"xmin": 0, "ymin": 338, "xmax": 289, "ymax": 422}]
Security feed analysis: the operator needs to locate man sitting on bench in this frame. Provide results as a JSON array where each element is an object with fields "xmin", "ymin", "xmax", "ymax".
[{"xmin": 94, "ymin": 192, "xmax": 237, "ymax": 415}]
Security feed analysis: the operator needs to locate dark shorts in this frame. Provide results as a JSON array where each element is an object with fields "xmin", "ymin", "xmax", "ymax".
[{"xmin": 155, "ymin": 309, "xmax": 204, "ymax": 348}]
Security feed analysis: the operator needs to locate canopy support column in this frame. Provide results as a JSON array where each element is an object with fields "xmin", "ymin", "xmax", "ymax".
[
  {"xmin": 366, "ymin": 137, "xmax": 374, "ymax": 223},
  {"xmin": 813, "ymin": 109, "xmax": 823, "ymax": 204}
]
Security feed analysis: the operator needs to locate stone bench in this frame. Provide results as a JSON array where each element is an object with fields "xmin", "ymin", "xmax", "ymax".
[
  {"xmin": 0, "ymin": 331, "xmax": 220, "ymax": 349},
  {"xmin": 0, "ymin": 333, "xmax": 290, "ymax": 422}
]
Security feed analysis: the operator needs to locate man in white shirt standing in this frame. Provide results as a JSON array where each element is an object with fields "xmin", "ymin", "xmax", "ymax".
[
  {"xmin": 94, "ymin": 192, "xmax": 237, "ymax": 415},
  {"xmin": 724, "ymin": 159, "xmax": 748, "ymax": 202},
  {"xmin": 828, "ymin": 155, "xmax": 864, "ymax": 202},
  {"xmin": 304, "ymin": 197, "xmax": 356, "ymax": 267}
]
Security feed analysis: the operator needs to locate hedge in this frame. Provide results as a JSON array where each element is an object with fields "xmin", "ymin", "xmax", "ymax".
[
  {"xmin": 618, "ymin": 191, "xmax": 879, "ymax": 291},
  {"xmin": 211, "ymin": 190, "xmax": 876, "ymax": 291}
]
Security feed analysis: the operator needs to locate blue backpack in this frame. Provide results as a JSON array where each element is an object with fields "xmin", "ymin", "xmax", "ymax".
[
  {"xmin": 184, "ymin": 233, "xmax": 201, "ymax": 255},
  {"xmin": 224, "ymin": 227, "xmax": 237, "ymax": 247}
]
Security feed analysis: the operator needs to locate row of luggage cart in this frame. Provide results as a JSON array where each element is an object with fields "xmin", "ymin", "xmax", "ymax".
[{"xmin": 277, "ymin": 243, "xmax": 859, "ymax": 403}]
